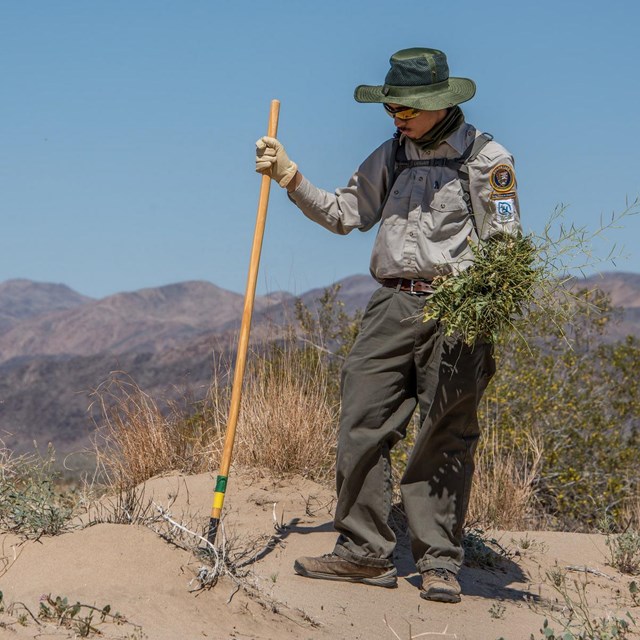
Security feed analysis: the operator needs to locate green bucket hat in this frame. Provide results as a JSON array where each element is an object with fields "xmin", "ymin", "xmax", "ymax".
[{"xmin": 354, "ymin": 47, "xmax": 476, "ymax": 111}]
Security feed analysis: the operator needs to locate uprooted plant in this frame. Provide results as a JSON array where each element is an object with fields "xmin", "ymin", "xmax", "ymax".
[
  {"xmin": 423, "ymin": 200, "xmax": 639, "ymax": 346},
  {"xmin": 150, "ymin": 500, "xmax": 299, "ymax": 595}
]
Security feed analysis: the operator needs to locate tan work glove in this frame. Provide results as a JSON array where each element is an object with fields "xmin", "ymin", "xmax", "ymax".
[{"xmin": 255, "ymin": 136, "xmax": 298, "ymax": 188}]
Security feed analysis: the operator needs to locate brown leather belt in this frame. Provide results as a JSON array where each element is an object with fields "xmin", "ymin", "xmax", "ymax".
[{"xmin": 382, "ymin": 278, "xmax": 434, "ymax": 295}]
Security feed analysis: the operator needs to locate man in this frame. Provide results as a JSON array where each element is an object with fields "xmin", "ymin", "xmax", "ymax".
[{"xmin": 255, "ymin": 47, "xmax": 521, "ymax": 603}]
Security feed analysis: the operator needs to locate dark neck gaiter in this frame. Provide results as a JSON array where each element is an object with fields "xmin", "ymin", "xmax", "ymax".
[{"xmin": 408, "ymin": 106, "xmax": 465, "ymax": 151}]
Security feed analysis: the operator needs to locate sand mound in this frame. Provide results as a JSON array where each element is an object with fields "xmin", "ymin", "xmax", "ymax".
[{"xmin": 1, "ymin": 468, "xmax": 636, "ymax": 639}]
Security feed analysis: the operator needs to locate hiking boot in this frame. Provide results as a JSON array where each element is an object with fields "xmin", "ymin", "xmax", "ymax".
[
  {"xmin": 294, "ymin": 553, "xmax": 397, "ymax": 588},
  {"xmin": 420, "ymin": 568, "xmax": 462, "ymax": 603}
]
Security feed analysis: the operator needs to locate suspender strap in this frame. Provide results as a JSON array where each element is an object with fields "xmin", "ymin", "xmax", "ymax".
[
  {"xmin": 456, "ymin": 132, "xmax": 494, "ymax": 217},
  {"xmin": 376, "ymin": 133, "xmax": 402, "ymax": 219},
  {"xmin": 458, "ymin": 131, "xmax": 494, "ymax": 165}
]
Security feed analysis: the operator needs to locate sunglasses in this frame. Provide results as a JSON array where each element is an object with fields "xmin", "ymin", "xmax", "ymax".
[{"xmin": 383, "ymin": 104, "xmax": 422, "ymax": 120}]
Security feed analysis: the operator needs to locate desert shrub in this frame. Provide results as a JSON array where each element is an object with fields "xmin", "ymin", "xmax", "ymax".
[
  {"xmin": 527, "ymin": 571, "xmax": 638, "ymax": 640},
  {"xmin": 294, "ymin": 283, "xmax": 362, "ymax": 403},
  {"xmin": 0, "ymin": 444, "xmax": 76, "ymax": 538},
  {"xmin": 38, "ymin": 594, "xmax": 133, "ymax": 637},
  {"xmin": 528, "ymin": 615, "xmax": 636, "ymax": 640},
  {"xmin": 621, "ymin": 491, "xmax": 640, "ymax": 531},
  {"xmin": 226, "ymin": 284, "xmax": 359, "ymax": 478},
  {"xmin": 481, "ymin": 291, "xmax": 640, "ymax": 530},
  {"xmin": 462, "ymin": 527, "xmax": 512, "ymax": 569},
  {"xmin": 604, "ymin": 525, "xmax": 640, "ymax": 575}
]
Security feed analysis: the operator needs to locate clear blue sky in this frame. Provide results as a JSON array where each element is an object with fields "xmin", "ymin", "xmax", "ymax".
[{"xmin": 2, "ymin": 0, "xmax": 639, "ymax": 299}]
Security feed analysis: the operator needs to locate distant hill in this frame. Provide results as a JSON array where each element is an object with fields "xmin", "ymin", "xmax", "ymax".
[
  {"xmin": 0, "ymin": 280, "xmax": 293, "ymax": 364},
  {"xmin": 0, "ymin": 275, "xmax": 376, "ymax": 456},
  {"xmin": 0, "ymin": 272, "xmax": 637, "ymax": 457},
  {"xmin": 0, "ymin": 279, "xmax": 91, "ymax": 333},
  {"xmin": 580, "ymin": 272, "xmax": 640, "ymax": 340}
]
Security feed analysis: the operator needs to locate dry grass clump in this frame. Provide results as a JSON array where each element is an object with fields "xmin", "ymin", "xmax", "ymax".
[
  {"xmin": 91, "ymin": 374, "xmax": 224, "ymax": 490},
  {"xmin": 468, "ymin": 424, "xmax": 543, "ymax": 530},
  {"xmin": 621, "ymin": 491, "xmax": 640, "ymax": 532},
  {"xmin": 234, "ymin": 345, "xmax": 338, "ymax": 480},
  {"xmin": 92, "ymin": 339, "xmax": 338, "ymax": 491}
]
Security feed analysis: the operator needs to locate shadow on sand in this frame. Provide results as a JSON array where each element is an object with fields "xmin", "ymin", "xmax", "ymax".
[{"xmin": 390, "ymin": 508, "xmax": 539, "ymax": 602}]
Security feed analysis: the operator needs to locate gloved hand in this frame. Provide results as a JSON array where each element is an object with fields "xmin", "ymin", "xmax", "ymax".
[{"xmin": 255, "ymin": 136, "xmax": 298, "ymax": 188}]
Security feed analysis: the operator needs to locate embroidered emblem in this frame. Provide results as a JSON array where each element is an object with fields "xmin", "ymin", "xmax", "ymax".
[
  {"xmin": 494, "ymin": 198, "xmax": 516, "ymax": 223},
  {"xmin": 490, "ymin": 164, "xmax": 515, "ymax": 193}
]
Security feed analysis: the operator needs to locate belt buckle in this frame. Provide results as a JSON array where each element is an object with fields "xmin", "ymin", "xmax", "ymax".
[{"xmin": 409, "ymin": 279, "xmax": 417, "ymax": 295}]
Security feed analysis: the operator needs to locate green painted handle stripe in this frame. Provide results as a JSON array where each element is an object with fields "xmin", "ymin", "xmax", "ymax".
[{"xmin": 215, "ymin": 475, "xmax": 228, "ymax": 493}]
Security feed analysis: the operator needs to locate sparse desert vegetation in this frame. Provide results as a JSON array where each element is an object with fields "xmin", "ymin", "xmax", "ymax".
[{"xmin": 1, "ymin": 281, "xmax": 640, "ymax": 639}]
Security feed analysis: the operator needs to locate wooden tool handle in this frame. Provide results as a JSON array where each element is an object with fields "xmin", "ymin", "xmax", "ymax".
[{"xmin": 207, "ymin": 99, "xmax": 280, "ymax": 544}]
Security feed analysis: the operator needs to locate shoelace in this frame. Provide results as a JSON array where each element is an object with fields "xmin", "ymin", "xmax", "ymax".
[{"xmin": 429, "ymin": 568, "xmax": 454, "ymax": 581}]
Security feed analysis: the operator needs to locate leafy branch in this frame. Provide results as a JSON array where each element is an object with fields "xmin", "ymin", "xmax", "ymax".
[{"xmin": 423, "ymin": 200, "xmax": 639, "ymax": 345}]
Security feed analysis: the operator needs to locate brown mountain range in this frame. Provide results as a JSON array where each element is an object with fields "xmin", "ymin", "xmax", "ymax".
[{"xmin": 0, "ymin": 272, "xmax": 638, "ymax": 458}]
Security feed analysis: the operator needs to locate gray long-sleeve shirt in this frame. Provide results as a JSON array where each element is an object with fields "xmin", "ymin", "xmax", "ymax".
[{"xmin": 289, "ymin": 122, "xmax": 521, "ymax": 283}]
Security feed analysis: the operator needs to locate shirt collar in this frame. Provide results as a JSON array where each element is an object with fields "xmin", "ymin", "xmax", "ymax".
[
  {"xmin": 445, "ymin": 122, "xmax": 475, "ymax": 155},
  {"xmin": 400, "ymin": 122, "xmax": 476, "ymax": 156}
]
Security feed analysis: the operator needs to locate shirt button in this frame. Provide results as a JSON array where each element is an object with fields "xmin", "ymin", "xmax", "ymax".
[
  {"xmin": 418, "ymin": 176, "xmax": 423, "ymax": 181},
  {"xmin": 441, "ymin": 204, "xmax": 446, "ymax": 209},
  {"xmin": 394, "ymin": 190, "xmax": 399, "ymax": 195}
]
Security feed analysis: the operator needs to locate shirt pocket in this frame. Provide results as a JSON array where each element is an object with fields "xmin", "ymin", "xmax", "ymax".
[
  {"xmin": 426, "ymin": 180, "xmax": 470, "ymax": 241},
  {"xmin": 380, "ymin": 172, "xmax": 412, "ymax": 223}
]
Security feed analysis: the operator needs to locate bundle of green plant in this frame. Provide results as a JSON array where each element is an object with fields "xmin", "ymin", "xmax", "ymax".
[
  {"xmin": 423, "ymin": 201, "xmax": 639, "ymax": 345},
  {"xmin": 424, "ymin": 234, "xmax": 539, "ymax": 345},
  {"xmin": 0, "ymin": 443, "xmax": 75, "ymax": 538}
]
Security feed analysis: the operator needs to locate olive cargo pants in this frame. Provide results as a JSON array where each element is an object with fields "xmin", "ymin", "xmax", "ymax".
[{"xmin": 332, "ymin": 286, "xmax": 495, "ymax": 573}]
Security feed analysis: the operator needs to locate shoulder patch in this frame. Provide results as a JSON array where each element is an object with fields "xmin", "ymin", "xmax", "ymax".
[
  {"xmin": 490, "ymin": 164, "xmax": 516, "ymax": 193},
  {"xmin": 494, "ymin": 198, "xmax": 516, "ymax": 223}
]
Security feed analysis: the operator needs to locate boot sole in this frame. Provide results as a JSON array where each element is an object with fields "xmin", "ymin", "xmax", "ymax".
[
  {"xmin": 294, "ymin": 560, "xmax": 397, "ymax": 588},
  {"xmin": 420, "ymin": 589, "xmax": 461, "ymax": 603}
]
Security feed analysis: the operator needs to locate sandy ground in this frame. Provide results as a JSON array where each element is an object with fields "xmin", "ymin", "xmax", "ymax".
[{"xmin": 1, "ymin": 468, "xmax": 638, "ymax": 640}]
